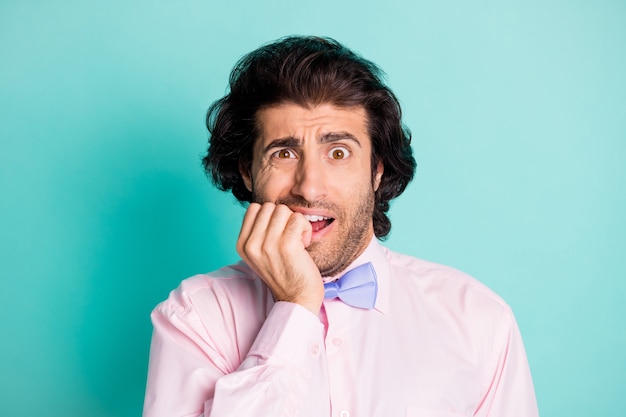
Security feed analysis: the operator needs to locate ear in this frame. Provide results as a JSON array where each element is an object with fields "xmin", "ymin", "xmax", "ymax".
[
  {"xmin": 373, "ymin": 160, "xmax": 384, "ymax": 191},
  {"xmin": 240, "ymin": 162, "xmax": 253, "ymax": 192}
]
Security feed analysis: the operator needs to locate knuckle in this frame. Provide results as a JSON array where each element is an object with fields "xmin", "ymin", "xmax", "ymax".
[
  {"xmin": 273, "ymin": 205, "xmax": 291, "ymax": 220},
  {"xmin": 261, "ymin": 201, "xmax": 276, "ymax": 212},
  {"xmin": 260, "ymin": 240, "xmax": 271, "ymax": 256},
  {"xmin": 242, "ymin": 239, "xmax": 259, "ymax": 257},
  {"xmin": 275, "ymin": 203, "xmax": 290, "ymax": 213}
]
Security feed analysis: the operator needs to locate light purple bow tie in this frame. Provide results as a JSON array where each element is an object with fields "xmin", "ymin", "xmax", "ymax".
[{"xmin": 323, "ymin": 262, "xmax": 378, "ymax": 309}]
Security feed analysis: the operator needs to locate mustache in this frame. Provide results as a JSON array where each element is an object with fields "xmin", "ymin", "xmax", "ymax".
[
  {"xmin": 277, "ymin": 196, "xmax": 337, "ymax": 211},
  {"xmin": 253, "ymin": 194, "xmax": 338, "ymax": 213}
]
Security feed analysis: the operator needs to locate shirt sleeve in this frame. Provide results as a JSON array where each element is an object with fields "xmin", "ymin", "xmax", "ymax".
[
  {"xmin": 474, "ymin": 309, "xmax": 539, "ymax": 417},
  {"xmin": 143, "ymin": 301, "xmax": 329, "ymax": 417}
]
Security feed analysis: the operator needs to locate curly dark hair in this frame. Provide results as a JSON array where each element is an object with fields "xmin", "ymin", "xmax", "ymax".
[{"xmin": 203, "ymin": 35, "xmax": 416, "ymax": 238}]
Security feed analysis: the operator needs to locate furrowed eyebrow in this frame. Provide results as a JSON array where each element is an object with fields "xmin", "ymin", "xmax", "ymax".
[
  {"xmin": 262, "ymin": 132, "xmax": 362, "ymax": 154},
  {"xmin": 320, "ymin": 132, "xmax": 362, "ymax": 147},
  {"xmin": 263, "ymin": 137, "xmax": 302, "ymax": 154}
]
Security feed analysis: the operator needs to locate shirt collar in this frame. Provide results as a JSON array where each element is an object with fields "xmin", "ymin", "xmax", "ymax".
[{"xmin": 324, "ymin": 237, "xmax": 390, "ymax": 315}]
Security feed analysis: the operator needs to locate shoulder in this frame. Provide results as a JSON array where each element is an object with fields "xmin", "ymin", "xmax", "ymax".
[
  {"xmin": 381, "ymin": 247, "xmax": 520, "ymax": 361},
  {"xmin": 382, "ymin": 246, "xmax": 512, "ymax": 318},
  {"xmin": 154, "ymin": 261, "xmax": 271, "ymax": 318},
  {"xmin": 149, "ymin": 262, "xmax": 272, "ymax": 367}
]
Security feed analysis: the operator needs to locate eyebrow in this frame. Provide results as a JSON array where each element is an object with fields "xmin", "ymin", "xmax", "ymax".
[
  {"xmin": 262, "ymin": 132, "xmax": 362, "ymax": 154},
  {"xmin": 320, "ymin": 132, "xmax": 362, "ymax": 147}
]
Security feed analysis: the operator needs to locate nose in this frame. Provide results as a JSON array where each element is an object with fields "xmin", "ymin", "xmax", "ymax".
[{"xmin": 291, "ymin": 154, "xmax": 327, "ymax": 202}]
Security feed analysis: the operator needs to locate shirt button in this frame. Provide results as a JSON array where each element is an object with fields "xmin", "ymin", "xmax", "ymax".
[
  {"xmin": 340, "ymin": 411, "xmax": 350, "ymax": 417},
  {"xmin": 333, "ymin": 337, "xmax": 342, "ymax": 346},
  {"xmin": 310, "ymin": 344, "xmax": 320, "ymax": 355}
]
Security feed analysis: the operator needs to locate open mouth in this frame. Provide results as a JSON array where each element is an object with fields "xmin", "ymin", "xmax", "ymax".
[{"xmin": 303, "ymin": 214, "xmax": 335, "ymax": 233}]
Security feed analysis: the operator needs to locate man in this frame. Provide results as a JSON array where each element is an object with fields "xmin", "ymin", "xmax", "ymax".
[{"xmin": 143, "ymin": 36, "xmax": 538, "ymax": 417}]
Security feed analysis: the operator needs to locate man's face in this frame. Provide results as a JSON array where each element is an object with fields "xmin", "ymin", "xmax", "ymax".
[{"xmin": 241, "ymin": 102, "xmax": 384, "ymax": 277}]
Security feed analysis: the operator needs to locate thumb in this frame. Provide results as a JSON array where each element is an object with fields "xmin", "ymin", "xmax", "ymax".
[
  {"xmin": 301, "ymin": 218, "xmax": 312, "ymax": 248},
  {"xmin": 287, "ymin": 212, "xmax": 312, "ymax": 248}
]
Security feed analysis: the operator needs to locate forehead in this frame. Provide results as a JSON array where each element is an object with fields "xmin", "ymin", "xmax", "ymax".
[{"xmin": 255, "ymin": 103, "xmax": 369, "ymax": 143}]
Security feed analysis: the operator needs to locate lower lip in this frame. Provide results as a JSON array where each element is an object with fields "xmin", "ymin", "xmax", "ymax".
[{"xmin": 311, "ymin": 220, "xmax": 334, "ymax": 241}]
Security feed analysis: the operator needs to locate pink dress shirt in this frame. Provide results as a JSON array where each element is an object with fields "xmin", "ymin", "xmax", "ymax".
[{"xmin": 143, "ymin": 239, "xmax": 538, "ymax": 417}]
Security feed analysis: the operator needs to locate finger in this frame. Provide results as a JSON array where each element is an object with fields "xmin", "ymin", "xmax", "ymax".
[
  {"xmin": 245, "ymin": 202, "xmax": 280, "ymax": 245},
  {"xmin": 262, "ymin": 204, "xmax": 297, "ymax": 250},
  {"xmin": 284, "ymin": 211, "xmax": 312, "ymax": 249},
  {"xmin": 262, "ymin": 206, "xmax": 312, "ymax": 256},
  {"xmin": 237, "ymin": 203, "xmax": 263, "ymax": 258},
  {"xmin": 237, "ymin": 203, "xmax": 261, "ymax": 244},
  {"xmin": 299, "ymin": 214, "xmax": 313, "ymax": 248},
  {"xmin": 240, "ymin": 202, "xmax": 279, "ymax": 258}
]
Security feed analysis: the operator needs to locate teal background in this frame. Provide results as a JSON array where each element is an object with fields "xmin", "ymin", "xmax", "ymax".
[{"xmin": 1, "ymin": 0, "xmax": 624, "ymax": 416}]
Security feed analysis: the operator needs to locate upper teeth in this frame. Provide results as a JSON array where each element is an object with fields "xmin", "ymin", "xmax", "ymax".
[{"xmin": 304, "ymin": 214, "xmax": 330, "ymax": 222}]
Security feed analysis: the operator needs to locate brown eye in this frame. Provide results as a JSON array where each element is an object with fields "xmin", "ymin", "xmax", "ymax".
[
  {"xmin": 329, "ymin": 146, "xmax": 350, "ymax": 160},
  {"xmin": 275, "ymin": 149, "xmax": 295, "ymax": 159}
]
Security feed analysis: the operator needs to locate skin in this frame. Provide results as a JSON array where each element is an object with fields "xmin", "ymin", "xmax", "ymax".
[{"xmin": 237, "ymin": 102, "xmax": 383, "ymax": 315}]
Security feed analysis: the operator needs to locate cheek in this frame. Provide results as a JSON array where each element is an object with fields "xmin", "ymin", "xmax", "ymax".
[{"xmin": 252, "ymin": 166, "xmax": 292, "ymax": 200}]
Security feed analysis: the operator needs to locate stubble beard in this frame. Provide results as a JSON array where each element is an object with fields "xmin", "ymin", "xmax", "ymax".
[
  {"xmin": 251, "ymin": 187, "xmax": 376, "ymax": 278},
  {"xmin": 305, "ymin": 189, "xmax": 375, "ymax": 277}
]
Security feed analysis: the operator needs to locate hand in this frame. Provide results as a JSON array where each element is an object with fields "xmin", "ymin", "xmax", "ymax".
[{"xmin": 236, "ymin": 202, "xmax": 324, "ymax": 315}]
